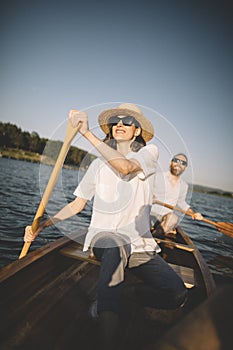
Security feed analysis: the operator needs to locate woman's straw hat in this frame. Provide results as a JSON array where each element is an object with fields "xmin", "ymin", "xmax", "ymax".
[{"xmin": 98, "ymin": 103, "xmax": 154, "ymax": 142}]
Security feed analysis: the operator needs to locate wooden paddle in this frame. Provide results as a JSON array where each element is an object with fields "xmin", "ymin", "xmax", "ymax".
[
  {"xmin": 19, "ymin": 120, "xmax": 81, "ymax": 259},
  {"xmin": 154, "ymin": 238, "xmax": 195, "ymax": 252},
  {"xmin": 154, "ymin": 200, "xmax": 233, "ymax": 238}
]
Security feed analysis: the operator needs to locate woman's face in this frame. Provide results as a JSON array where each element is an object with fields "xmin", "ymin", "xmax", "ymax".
[{"xmin": 111, "ymin": 117, "xmax": 140, "ymax": 142}]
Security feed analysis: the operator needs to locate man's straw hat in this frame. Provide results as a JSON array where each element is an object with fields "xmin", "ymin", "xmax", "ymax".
[{"xmin": 98, "ymin": 103, "xmax": 154, "ymax": 142}]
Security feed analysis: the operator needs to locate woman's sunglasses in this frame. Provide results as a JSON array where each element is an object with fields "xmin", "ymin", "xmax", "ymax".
[
  {"xmin": 108, "ymin": 116, "xmax": 141, "ymax": 128},
  {"xmin": 172, "ymin": 158, "xmax": 187, "ymax": 166}
]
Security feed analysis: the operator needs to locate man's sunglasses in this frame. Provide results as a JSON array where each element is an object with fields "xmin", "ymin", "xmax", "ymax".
[
  {"xmin": 172, "ymin": 158, "xmax": 187, "ymax": 166},
  {"xmin": 108, "ymin": 116, "xmax": 141, "ymax": 128}
]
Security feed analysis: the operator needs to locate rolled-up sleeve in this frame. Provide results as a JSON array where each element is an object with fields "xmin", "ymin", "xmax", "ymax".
[
  {"xmin": 129, "ymin": 144, "xmax": 158, "ymax": 179},
  {"xmin": 73, "ymin": 159, "xmax": 98, "ymax": 200}
]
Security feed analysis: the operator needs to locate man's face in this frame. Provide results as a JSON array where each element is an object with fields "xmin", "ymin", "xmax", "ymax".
[{"xmin": 170, "ymin": 155, "xmax": 187, "ymax": 176}]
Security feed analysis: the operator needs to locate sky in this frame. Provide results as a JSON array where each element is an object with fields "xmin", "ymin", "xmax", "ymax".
[{"xmin": 1, "ymin": 0, "xmax": 233, "ymax": 192}]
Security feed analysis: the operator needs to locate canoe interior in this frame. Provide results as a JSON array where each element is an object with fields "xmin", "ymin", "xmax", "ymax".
[{"xmin": 0, "ymin": 228, "xmax": 215, "ymax": 350}]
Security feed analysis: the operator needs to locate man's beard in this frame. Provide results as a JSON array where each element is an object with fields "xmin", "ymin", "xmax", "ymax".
[{"xmin": 170, "ymin": 166, "xmax": 184, "ymax": 176}]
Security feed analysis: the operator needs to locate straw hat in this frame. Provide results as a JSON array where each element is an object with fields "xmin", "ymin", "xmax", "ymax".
[{"xmin": 98, "ymin": 103, "xmax": 154, "ymax": 142}]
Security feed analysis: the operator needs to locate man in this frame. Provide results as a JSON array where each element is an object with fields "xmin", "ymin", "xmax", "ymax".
[{"xmin": 151, "ymin": 153, "xmax": 203, "ymax": 235}]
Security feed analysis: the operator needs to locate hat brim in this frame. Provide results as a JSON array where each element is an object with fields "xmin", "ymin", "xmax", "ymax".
[{"xmin": 98, "ymin": 107, "xmax": 154, "ymax": 142}]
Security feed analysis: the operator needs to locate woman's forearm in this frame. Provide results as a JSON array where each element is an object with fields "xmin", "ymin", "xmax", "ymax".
[
  {"xmin": 68, "ymin": 109, "xmax": 141, "ymax": 175},
  {"xmin": 83, "ymin": 130, "xmax": 141, "ymax": 175},
  {"xmin": 41, "ymin": 197, "xmax": 87, "ymax": 229},
  {"xmin": 24, "ymin": 197, "xmax": 87, "ymax": 242},
  {"xmin": 52, "ymin": 197, "xmax": 87, "ymax": 223}
]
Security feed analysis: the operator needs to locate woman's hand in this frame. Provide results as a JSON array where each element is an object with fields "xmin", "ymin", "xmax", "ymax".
[
  {"xmin": 24, "ymin": 219, "xmax": 49, "ymax": 242},
  {"xmin": 69, "ymin": 110, "xmax": 89, "ymax": 135},
  {"xmin": 24, "ymin": 225, "xmax": 38, "ymax": 242}
]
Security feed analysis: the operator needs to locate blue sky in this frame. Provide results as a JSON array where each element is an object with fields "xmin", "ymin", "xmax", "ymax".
[{"xmin": 1, "ymin": 0, "xmax": 233, "ymax": 191}]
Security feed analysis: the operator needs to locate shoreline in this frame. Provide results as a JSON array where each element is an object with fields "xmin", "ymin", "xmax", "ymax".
[{"xmin": 1, "ymin": 148, "xmax": 232, "ymax": 197}]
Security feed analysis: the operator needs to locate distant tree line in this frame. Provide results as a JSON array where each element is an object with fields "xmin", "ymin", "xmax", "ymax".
[{"xmin": 0, "ymin": 122, "xmax": 95, "ymax": 167}]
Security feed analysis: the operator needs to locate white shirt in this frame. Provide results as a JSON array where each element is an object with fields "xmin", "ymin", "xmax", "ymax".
[
  {"xmin": 73, "ymin": 144, "xmax": 161, "ymax": 253},
  {"xmin": 151, "ymin": 170, "xmax": 190, "ymax": 217}
]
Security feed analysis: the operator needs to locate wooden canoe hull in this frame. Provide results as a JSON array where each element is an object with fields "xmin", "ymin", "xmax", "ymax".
[{"xmin": 0, "ymin": 227, "xmax": 215, "ymax": 350}]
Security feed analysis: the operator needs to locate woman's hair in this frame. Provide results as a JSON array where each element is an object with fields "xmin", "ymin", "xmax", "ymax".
[{"xmin": 103, "ymin": 126, "xmax": 146, "ymax": 152}]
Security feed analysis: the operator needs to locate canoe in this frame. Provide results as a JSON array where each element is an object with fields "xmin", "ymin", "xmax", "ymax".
[{"xmin": 0, "ymin": 226, "xmax": 215, "ymax": 350}]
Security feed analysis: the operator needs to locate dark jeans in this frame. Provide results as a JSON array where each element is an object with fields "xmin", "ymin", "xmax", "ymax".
[{"xmin": 92, "ymin": 233, "xmax": 187, "ymax": 315}]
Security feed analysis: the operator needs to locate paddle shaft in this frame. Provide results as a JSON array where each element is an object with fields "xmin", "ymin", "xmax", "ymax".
[
  {"xmin": 154, "ymin": 238, "xmax": 194, "ymax": 252},
  {"xmin": 19, "ymin": 121, "xmax": 80, "ymax": 259},
  {"xmin": 154, "ymin": 200, "xmax": 199, "ymax": 218}
]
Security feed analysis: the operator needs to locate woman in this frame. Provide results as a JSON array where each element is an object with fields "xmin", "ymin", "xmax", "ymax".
[{"xmin": 24, "ymin": 103, "xmax": 187, "ymax": 349}]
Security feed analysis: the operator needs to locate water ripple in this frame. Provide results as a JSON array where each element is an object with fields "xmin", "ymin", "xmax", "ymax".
[{"xmin": 0, "ymin": 158, "xmax": 232, "ymax": 278}]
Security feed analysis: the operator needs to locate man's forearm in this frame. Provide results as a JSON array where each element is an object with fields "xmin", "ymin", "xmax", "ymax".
[{"xmin": 186, "ymin": 207, "xmax": 195, "ymax": 215}]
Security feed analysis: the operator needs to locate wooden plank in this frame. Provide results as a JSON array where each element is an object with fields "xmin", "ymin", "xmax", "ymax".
[
  {"xmin": 0, "ymin": 261, "xmax": 97, "ymax": 349},
  {"xmin": 60, "ymin": 243, "xmax": 195, "ymax": 288},
  {"xmin": 61, "ymin": 244, "xmax": 100, "ymax": 265}
]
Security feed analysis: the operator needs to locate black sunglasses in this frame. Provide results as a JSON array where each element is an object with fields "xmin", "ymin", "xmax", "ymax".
[
  {"xmin": 172, "ymin": 157, "xmax": 187, "ymax": 166},
  {"xmin": 108, "ymin": 116, "xmax": 141, "ymax": 128}
]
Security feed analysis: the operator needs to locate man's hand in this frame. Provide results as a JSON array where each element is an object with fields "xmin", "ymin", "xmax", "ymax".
[
  {"xmin": 69, "ymin": 110, "xmax": 89, "ymax": 135},
  {"xmin": 193, "ymin": 212, "xmax": 203, "ymax": 221},
  {"xmin": 186, "ymin": 208, "xmax": 203, "ymax": 221}
]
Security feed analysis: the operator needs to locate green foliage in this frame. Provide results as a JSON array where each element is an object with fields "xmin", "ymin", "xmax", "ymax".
[
  {"xmin": 0, "ymin": 122, "xmax": 95, "ymax": 167},
  {"xmin": 0, "ymin": 122, "xmax": 46, "ymax": 152}
]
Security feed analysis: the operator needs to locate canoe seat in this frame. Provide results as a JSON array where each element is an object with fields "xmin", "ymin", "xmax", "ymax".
[
  {"xmin": 60, "ymin": 243, "xmax": 195, "ymax": 288},
  {"xmin": 61, "ymin": 244, "xmax": 100, "ymax": 266}
]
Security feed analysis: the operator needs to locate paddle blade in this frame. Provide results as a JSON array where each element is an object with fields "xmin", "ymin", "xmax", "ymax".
[
  {"xmin": 216, "ymin": 222, "xmax": 233, "ymax": 238},
  {"xmin": 19, "ymin": 242, "xmax": 31, "ymax": 259}
]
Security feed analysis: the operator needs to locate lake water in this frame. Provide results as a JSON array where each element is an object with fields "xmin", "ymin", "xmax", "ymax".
[{"xmin": 0, "ymin": 157, "xmax": 233, "ymax": 283}]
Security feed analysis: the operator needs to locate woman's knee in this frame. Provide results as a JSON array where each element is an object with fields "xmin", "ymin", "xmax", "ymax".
[{"xmin": 96, "ymin": 245, "xmax": 129, "ymax": 288}]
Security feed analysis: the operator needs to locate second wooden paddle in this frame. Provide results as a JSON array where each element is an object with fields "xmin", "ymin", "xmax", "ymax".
[{"xmin": 154, "ymin": 200, "xmax": 233, "ymax": 238}]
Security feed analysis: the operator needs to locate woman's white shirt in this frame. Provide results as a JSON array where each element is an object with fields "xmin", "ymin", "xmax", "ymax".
[{"xmin": 73, "ymin": 144, "xmax": 161, "ymax": 253}]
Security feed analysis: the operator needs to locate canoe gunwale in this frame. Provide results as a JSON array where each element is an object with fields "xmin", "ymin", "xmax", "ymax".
[
  {"xmin": 176, "ymin": 226, "xmax": 216, "ymax": 296},
  {"xmin": 0, "ymin": 236, "xmax": 70, "ymax": 283}
]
